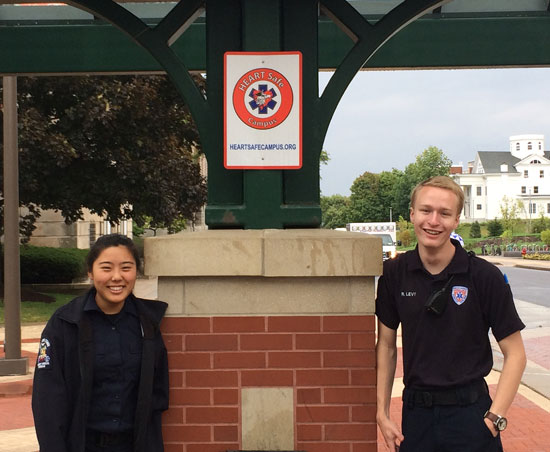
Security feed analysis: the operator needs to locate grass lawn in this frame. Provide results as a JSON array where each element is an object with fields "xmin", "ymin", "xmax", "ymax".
[{"xmin": 0, "ymin": 292, "xmax": 75, "ymax": 324}]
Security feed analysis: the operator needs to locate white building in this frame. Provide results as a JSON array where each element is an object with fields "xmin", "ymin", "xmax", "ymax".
[
  {"xmin": 453, "ymin": 135, "xmax": 550, "ymax": 222},
  {"xmin": 22, "ymin": 207, "xmax": 131, "ymax": 249}
]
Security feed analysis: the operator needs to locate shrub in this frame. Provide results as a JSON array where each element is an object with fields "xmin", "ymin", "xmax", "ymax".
[
  {"xmin": 469, "ymin": 221, "xmax": 481, "ymax": 238},
  {"xmin": 399, "ymin": 229, "xmax": 413, "ymax": 247},
  {"xmin": 20, "ymin": 246, "xmax": 88, "ymax": 284},
  {"xmin": 501, "ymin": 230, "xmax": 513, "ymax": 241},
  {"xmin": 533, "ymin": 215, "xmax": 550, "ymax": 234},
  {"xmin": 487, "ymin": 219, "xmax": 504, "ymax": 237},
  {"xmin": 524, "ymin": 252, "xmax": 550, "ymax": 261},
  {"xmin": 541, "ymin": 230, "xmax": 550, "ymax": 247}
]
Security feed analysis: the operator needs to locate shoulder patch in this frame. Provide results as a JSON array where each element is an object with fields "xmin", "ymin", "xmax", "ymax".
[
  {"xmin": 451, "ymin": 286, "xmax": 468, "ymax": 306},
  {"xmin": 36, "ymin": 338, "xmax": 52, "ymax": 369}
]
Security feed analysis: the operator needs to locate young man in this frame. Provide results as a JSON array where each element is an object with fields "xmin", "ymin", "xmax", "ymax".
[{"xmin": 376, "ymin": 176, "xmax": 526, "ymax": 452}]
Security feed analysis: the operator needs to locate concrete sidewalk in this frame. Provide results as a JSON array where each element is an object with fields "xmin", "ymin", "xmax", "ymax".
[{"xmin": 1, "ymin": 261, "xmax": 549, "ymax": 452}]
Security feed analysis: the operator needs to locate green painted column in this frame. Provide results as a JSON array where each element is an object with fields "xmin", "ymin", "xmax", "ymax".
[{"xmin": 63, "ymin": 0, "xmax": 449, "ymax": 229}]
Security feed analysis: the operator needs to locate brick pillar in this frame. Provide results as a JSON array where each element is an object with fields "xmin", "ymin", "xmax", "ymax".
[{"xmin": 144, "ymin": 229, "xmax": 382, "ymax": 452}]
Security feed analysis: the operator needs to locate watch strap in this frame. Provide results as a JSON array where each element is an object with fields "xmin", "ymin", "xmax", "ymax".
[{"xmin": 484, "ymin": 411, "xmax": 507, "ymax": 431}]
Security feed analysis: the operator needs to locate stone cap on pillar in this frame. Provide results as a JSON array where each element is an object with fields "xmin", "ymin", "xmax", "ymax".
[{"xmin": 144, "ymin": 229, "xmax": 382, "ymax": 278}]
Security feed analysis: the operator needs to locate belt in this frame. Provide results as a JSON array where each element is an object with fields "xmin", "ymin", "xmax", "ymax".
[
  {"xmin": 403, "ymin": 379, "xmax": 488, "ymax": 408},
  {"xmin": 86, "ymin": 429, "xmax": 134, "ymax": 447}
]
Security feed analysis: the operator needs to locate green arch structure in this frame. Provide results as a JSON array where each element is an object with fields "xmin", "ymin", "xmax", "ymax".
[{"xmin": 58, "ymin": 0, "xmax": 448, "ymax": 229}]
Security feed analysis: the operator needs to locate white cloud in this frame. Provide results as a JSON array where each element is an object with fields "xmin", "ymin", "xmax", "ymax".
[{"xmin": 320, "ymin": 68, "xmax": 550, "ymax": 196}]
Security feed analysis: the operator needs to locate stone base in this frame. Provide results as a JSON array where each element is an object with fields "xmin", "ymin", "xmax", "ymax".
[
  {"xmin": 144, "ymin": 229, "xmax": 382, "ymax": 451},
  {"xmin": 0, "ymin": 357, "xmax": 29, "ymax": 376}
]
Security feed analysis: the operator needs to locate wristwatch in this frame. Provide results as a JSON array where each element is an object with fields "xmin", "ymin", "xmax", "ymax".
[{"xmin": 484, "ymin": 411, "xmax": 508, "ymax": 431}]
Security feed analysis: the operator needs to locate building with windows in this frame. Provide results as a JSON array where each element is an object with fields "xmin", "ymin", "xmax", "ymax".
[
  {"xmin": 23, "ymin": 207, "xmax": 131, "ymax": 249},
  {"xmin": 453, "ymin": 134, "xmax": 550, "ymax": 222}
]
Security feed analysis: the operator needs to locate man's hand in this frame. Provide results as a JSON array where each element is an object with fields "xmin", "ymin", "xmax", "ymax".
[
  {"xmin": 377, "ymin": 414, "xmax": 404, "ymax": 451},
  {"xmin": 484, "ymin": 417, "xmax": 498, "ymax": 438}
]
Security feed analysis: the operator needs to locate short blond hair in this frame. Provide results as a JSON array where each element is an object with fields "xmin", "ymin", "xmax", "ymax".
[{"xmin": 410, "ymin": 176, "xmax": 464, "ymax": 215}]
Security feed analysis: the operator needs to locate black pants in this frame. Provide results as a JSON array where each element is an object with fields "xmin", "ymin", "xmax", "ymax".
[{"xmin": 400, "ymin": 392, "xmax": 503, "ymax": 452}]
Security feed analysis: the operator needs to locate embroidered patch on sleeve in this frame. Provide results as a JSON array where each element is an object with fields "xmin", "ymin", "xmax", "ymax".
[{"xmin": 37, "ymin": 338, "xmax": 52, "ymax": 369}]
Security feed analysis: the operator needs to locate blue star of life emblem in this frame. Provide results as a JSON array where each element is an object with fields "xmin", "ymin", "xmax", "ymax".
[
  {"xmin": 249, "ymin": 84, "xmax": 277, "ymax": 114},
  {"xmin": 451, "ymin": 286, "xmax": 468, "ymax": 305}
]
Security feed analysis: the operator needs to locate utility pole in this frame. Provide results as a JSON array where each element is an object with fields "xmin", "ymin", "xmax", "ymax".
[{"xmin": 0, "ymin": 76, "xmax": 27, "ymax": 376}]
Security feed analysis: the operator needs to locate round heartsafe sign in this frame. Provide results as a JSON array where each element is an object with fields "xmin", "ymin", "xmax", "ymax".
[{"xmin": 233, "ymin": 68, "xmax": 293, "ymax": 130}]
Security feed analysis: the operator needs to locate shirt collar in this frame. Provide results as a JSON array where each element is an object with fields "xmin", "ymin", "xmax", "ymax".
[
  {"xmin": 405, "ymin": 238, "xmax": 469, "ymax": 276},
  {"xmin": 83, "ymin": 288, "xmax": 138, "ymax": 317}
]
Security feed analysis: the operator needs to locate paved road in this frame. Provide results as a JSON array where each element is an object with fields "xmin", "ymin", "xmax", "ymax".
[{"xmin": 498, "ymin": 266, "xmax": 550, "ymax": 308}]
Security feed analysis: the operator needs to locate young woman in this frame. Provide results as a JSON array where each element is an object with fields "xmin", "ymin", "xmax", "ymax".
[{"xmin": 32, "ymin": 234, "xmax": 169, "ymax": 452}]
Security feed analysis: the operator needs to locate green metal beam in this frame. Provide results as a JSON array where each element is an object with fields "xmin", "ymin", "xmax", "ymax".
[
  {"xmin": 2, "ymin": 3, "xmax": 549, "ymax": 230},
  {"xmin": 1, "ymin": 14, "xmax": 550, "ymax": 74}
]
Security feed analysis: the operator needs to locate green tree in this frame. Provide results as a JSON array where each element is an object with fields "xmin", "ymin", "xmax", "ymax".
[
  {"xmin": 532, "ymin": 213, "xmax": 550, "ymax": 233},
  {"xmin": 0, "ymin": 75, "xmax": 207, "ymax": 240},
  {"xmin": 541, "ymin": 230, "xmax": 550, "ymax": 246},
  {"xmin": 320, "ymin": 194, "xmax": 351, "ymax": 229},
  {"xmin": 499, "ymin": 196, "xmax": 522, "ymax": 233},
  {"xmin": 469, "ymin": 221, "xmax": 481, "ymax": 238},
  {"xmin": 501, "ymin": 229, "xmax": 513, "ymax": 242},
  {"xmin": 347, "ymin": 170, "xmax": 399, "ymax": 222},
  {"xmin": 487, "ymin": 219, "xmax": 504, "ymax": 237},
  {"xmin": 392, "ymin": 146, "xmax": 452, "ymax": 221},
  {"xmin": 348, "ymin": 172, "xmax": 381, "ymax": 221},
  {"xmin": 320, "ymin": 149, "xmax": 330, "ymax": 166}
]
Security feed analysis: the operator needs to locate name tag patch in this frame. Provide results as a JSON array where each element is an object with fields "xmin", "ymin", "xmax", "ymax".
[{"xmin": 451, "ymin": 286, "xmax": 468, "ymax": 305}]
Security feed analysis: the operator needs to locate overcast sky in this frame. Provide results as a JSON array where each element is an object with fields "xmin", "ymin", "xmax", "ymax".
[{"xmin": 319, "ymin": 67, "xmax": 550, "ymax": 196}]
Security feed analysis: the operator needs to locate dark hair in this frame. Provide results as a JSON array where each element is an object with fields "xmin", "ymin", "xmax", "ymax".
[{"xmin": 86, "ymin": 234, "xmax": 141, "ymax": 272}]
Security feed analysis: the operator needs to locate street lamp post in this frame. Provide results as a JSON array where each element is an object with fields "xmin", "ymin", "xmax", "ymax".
[{"xmin": 389, "ymin": 207, "xmax": 393, "ymax": 223}]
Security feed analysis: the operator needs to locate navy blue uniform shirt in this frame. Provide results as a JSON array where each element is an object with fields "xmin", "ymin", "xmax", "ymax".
[
  {"xmin": 376, "ymin": 240, "xmax": 525, "ymax": 389},
  {"xmin": 85, "ymin": 294, "xmax": 142, "ymax": 433}
]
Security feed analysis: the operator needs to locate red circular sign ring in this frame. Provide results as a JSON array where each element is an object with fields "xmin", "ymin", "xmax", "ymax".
[{"xmin": 233, "ymin": 68, "xmax": 293, "ymax": 130}]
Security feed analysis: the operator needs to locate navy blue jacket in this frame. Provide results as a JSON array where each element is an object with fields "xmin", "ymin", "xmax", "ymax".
[{"xmin": 32, "ymin": 290, "xmax": 169, "ymax": 452}]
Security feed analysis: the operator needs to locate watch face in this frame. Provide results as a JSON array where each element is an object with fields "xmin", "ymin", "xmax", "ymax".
[{"xmin": 496, "ymin": 417, "xmax": 507, "ymax": 431}]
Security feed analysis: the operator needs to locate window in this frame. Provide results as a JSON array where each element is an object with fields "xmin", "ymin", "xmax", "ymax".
[
  {"xmin": 521, "ymin": 186, "xmax": 526, "ymax": 194},
  {"xmin": 541, "ymin": 170, "xmax": 545, "ymax": 178},
  {"xmin": 530, "ymin": 159, "xmax": 541, "ymax": 164},
  {"xmin": 528, "ymin": 142, "xmax": 532, "ymax": 150},
  {"xmin": 476, "ymin": 204, "xmax": 482, "ymax": 210},
  {"xmin": 516, "ymin": 142, "xmax": 520, "ymax": 151},
  {"xmin": 476, "ymin": 186, "xmax": 482, "ymax": 196},
  {"xmin": 89, "ymin": 223, "xmax": 96, "ymax": 248},
  {"xmin": 530, "ymin": 203, "xmax": 537, "ymax": 214},
  {"xmin": 539, "ymin": 142, "xmax": 543, "ymax": 150},
  {"xmin": 547, "ymin": 203, "xmax": 550, "ymax": 214},
  {"xmin": 534, "ymin": 186, "xmax": 539, "ymax": 194},
  {"xmin": 524, "ymin": 170, "xmax": 529, "ymax": 178}
]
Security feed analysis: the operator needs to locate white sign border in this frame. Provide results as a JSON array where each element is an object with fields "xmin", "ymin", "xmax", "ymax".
[{"xmin": 224, "ymin": 51, "xmax": 302, "ymax": 170}]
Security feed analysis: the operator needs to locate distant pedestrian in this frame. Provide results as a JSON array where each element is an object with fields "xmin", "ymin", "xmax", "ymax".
[
  {"xmin": 32, "ymin": 234, "xmax": 169, "ymax": 452},
  {"xmin": 376, "ymin": 176, "xmax": 526, "ymax": 452}
]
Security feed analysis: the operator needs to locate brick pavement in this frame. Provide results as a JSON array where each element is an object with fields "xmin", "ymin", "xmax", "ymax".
[
  {"xmin": 3, "ymin": 336, "xmax": 548, "ymax": 452},
  {"xmin": 1, "ymin": 275, "xmax": 549, "ymax": 451},
  {"xmin": 376, "ymin": 381, "xmax": 550, "ymax": 452},
  {"xmin": 523, "ymin": 336, "xmax": 550, "ymax": 369}
]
